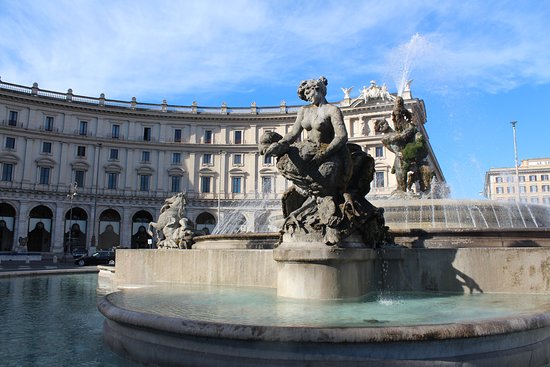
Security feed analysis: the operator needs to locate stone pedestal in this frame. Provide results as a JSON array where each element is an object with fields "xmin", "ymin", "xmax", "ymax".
[{"xmin": 273, "ymin": 241, "xmax": 377, "ymax": 300}]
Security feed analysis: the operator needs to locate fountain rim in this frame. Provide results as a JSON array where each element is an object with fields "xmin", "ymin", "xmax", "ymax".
[
  {"xmin": 193, "ymin": 227, "xmax": 550, "ymax": 243},
  {"xmin": 98, "ymin": 294, "xmax": 550, "ymax": 344}
]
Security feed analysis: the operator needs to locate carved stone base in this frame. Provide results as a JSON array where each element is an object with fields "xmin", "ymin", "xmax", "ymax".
[{"xmin": 273, "ymin": 240, "xmax": 377, "ymax": 300}]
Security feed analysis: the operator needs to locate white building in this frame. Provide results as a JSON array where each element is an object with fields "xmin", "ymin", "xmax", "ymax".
[
  {"xmin": 484, "ymin": 158, "xmax": 550, "ymax": 204},
  {"xmin": 0, "ymin": 79, "xmax": 444, "ymax": 255}
]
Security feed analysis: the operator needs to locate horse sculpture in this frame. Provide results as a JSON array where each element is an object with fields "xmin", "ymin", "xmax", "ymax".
[{"xmin": 148, "ymin": 193, "xmax": 194, "ymax": 249}]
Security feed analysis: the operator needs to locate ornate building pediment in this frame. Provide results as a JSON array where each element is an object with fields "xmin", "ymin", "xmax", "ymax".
[
  {"xmin": 229, "ymin": 168, "xmax": 247, "ymax": 176},
  {"xmin": 199, "ymin": 167, "xmax": 215, "ymax": 175},
  {"xmin": 136, "ymin": 165, "xmax": 154, "ymax": 175},
  {"xmin": 35, "ymin": 157, "xmax": 56, "ymax": 167},
  {"xmin": 105, "ymin": 163, "xmax": 123, "ymax": 173},
  {"xmin": 168, "ymin": 167, "xmax": 186, "ymax": 176},
  {"xmin": 71, "ymin": 161, "xmax": 90, "ymax": 170},
  {"xmin": 0, "ymin": 152, "xmax": 20, "ymax": 164},
  {"xmin": 259, "ymin": 167, "xmax": 277, "ymax": 175}
]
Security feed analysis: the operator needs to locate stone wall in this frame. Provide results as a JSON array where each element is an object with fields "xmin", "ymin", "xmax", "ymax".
[{"xmin": 114, "ymin": 247, "xmax": 550, "ymax": 295}]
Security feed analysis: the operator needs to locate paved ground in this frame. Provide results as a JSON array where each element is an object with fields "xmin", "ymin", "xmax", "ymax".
[{"xmin": 0, "ymin": 258, "xmax": 100, "ymax": 277}]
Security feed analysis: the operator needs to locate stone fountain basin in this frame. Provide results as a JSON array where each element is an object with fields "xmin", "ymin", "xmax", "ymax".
[
  {"xmin": 99, "ymin": 292, "xmax": 550, "ymax": 367},
  {"xmin": 103, "ymin": 229, "xmax": 550, "ymax": 366}
]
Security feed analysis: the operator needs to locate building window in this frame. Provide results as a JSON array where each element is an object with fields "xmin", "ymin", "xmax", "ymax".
[
  {"xmin": 542, "ymin": 175, "xmax": 549, "ymax": 181},
  {"xmin": 529, "ymin": 175, "xmax": 537, "ymax": 182},
  {"xmin": 231, "ymin": 177, "xmax": 242, "ymax": 193},
  {"xmin": 45, "ymin": 116, "xmax": 54, "ymax": 131},
  {"xmin": 507, "ymin": 186, "xmax": 515, "ymax": 194},
  {"xmin": 202, "ymin": 153, "xmax": 212, "ymax": 165},
  {"xmin": 544, "ymin": 197, "xmax": 550, "ymax": 205},
  {"xmin": 109, "ymin": 149, "xmax": 119, "ymax": 160},
  {"xmin": 519, "ymin": 176, "xmax": 525, "ymax": 182},
  {"xmin": 8, "ymin": 111, "xmax": 18, "ymax": 126},
  {"xmin": 233, "ymin": 154, "xmax": 242, "ymax": 166},
  {"xmin": 141, "ymin": 151, "xmax": 150, "ymax": 163},
  {"xmin": 495, "ymin": 177, "xmax": 503, "ymax": 183},
  {"xmin": 42, "ymin": 142, "xmax": 52, "ymax": 154},
  {"xmin": 172, "ymin": 152, "xmax": 181, "ymax": 164},
  {"xmin": 139, "ymin": 175, "xmax": 150, "ymax": 191},
  {"xmin": 143, "ymin": 127, "xmax": 151, "ymax": 141},
  {"xmin": 542, "ymin": 185, "xmax": 550, "ymax": 192},
  {"xmin": 506, "ymin": 176, "xmax": 514, "ymax": 183},
  {"xmin": 76, "ymin": 146, "xmax": 86, "ymax": 157},
  {"xmin": 79, "ymin": 121, "xmax": 88, "ymax": 136},
  {"xmin": 496, "ymin": 187, "xmax": 504, "ymax": 194},
  {"xmin": 204, "ymin": 130, "xmax": 212, "ymax": 144},
  {"xmin": 170, "ymin": 175, "xmax": 181, "ymax": 192},
  {"xmin": 5, "ymin": 137, "xmax": 15, "ymax": 150},
  {"xmin": 530, "ymin": 185, "xmax": 538, "ymax": 193},
  {"xmin": 1, "ymin": 163, "xmax": 13, "ymax": 181},
  {"xmin": 74, "ymin": 170, "xmax": 85, "ymax": 188},
  {"xmin": 264, "ymin": 154, "xmax": 272, "ymax": 165},
  {"xmin": 233, "ymin": 130, "xmax": 243, "ymax": 144},
  {"xmin": 201, "ymin": 176, "xmax": 211, "ymax": 193},
  {"xmin": 39, "ymin": 167, "xmax": 50, "ymax": 185},
  {"xmin": 111, "ymin": 124, "xmax": 120, "ymax": 139},
  {"xmin": 107, "ymin": 172, "xmax": 118, "ymax": 189},
  {"xmin": 519, "ymin": 186, "xmax": 526, "ymax": 193},
  {"xmin": 174, "ymin": 129, "xmax": 182, "ymax": 142},
  {"xmin": 262, "ymin": 177, "xmax": 272, "ymax": 193},
  {"xmin": 531, "ymin": 197, "xmax": 539, "ymax": 204},
  {"xmin": 375, "ymin": 172, "xmax": 385, "ymax": 188},
  {"xmin": 375, "ymin": 146, "xmax": 384, "ymax": 158}
]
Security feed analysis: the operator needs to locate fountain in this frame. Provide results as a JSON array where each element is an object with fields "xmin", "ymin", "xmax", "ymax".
[{"xmin": 99, "ymin": 77, "xmax": 550, "ymax": 366}]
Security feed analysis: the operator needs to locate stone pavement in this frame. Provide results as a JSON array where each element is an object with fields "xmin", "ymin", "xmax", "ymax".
[{"xmin": 0, "ymin": 258, "xmax": 99, "ymax": 277}]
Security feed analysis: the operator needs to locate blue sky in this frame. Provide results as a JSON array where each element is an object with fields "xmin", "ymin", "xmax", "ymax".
[{"xmin": 1, "ymin": 0, "xmax": 549, "ymax": 199}]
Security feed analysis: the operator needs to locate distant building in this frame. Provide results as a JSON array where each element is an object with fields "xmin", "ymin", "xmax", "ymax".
[
  {"xmin": 484, "ymin": 158, "xmax": 550, "ymax": 204},
  {"xmin": 0, "ymin": 79, "xmax": 444, "ymax": 254}
]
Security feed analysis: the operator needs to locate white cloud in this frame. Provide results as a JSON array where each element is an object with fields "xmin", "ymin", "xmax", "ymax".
[{"xmin": 1, "ymin": 1, "xmax": 549, "ymax": 103}]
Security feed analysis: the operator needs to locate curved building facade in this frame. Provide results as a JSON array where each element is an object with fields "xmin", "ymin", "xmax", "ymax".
[{"xmin": 0, "ymin": 79, "xmax": 444, "ymax": 255}]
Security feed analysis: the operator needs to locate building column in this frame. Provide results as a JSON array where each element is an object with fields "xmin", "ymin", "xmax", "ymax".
[
  {"xmin": 120, "ymin": 206, "xmax": 130, "ymax": 247},
  {"xmin": 52, "ymin": 204, "xmax": 65, "ymax": 254},
  {"xmin": 14, "ymin": 201, "xmax": 29, "ymax": 251}
]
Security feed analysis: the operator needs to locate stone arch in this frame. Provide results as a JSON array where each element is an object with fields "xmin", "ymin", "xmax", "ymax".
[
  {"xmin": 255, "ymin": 211, "xmax": 276, "ymax": 233},
  {"xmin": 195, "ymin": 212, "xmax": 216, "ymax": 235},
  {"xmin": 98, "ymin": 209, "xmax": 121, "ymax": 249},
  {"xmin": 131, "ymin": 210, "xmax": 153, "ymax": 249},
  {"xmin": 0, "ymin": 202, "xmax": 16, "ymax": 251},
  {"xmin": 28, "ymin": 205, "xmax": 53, "ymax": 252},
  {"xmin": 64, "ymin": 207, "xmax": 88, "ymax": 253}
]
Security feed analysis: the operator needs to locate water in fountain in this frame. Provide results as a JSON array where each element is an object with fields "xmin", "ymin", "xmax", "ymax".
[
  {"xmin": 389, "ymin": 33, "xmax": 430, "ymax": 96},
  {"xmin": 377, "ymin": 197, "xmax": 550, "ymax": 230},
  {"xmin": 105, "ymin": 284, "xmax": 550, "ymax": 328},
  {"xmin": 211, "ymin": 194, "xmax": 280, "ymax": 234}
]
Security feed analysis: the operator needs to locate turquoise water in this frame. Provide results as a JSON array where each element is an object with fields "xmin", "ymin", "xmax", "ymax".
[
  {"xmin": 109, "ymin": 284, "xmax": 550, "ymax": 328},
  {"xmin": 0, "ymin": 274, "xmax": 140, "ymax": 367}
]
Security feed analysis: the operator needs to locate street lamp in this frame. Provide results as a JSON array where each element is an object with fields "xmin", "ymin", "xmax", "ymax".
[
  {"xmin": 511, "ymin": 121, "xmax": 520, "ymax": 202},
  {"xmin": 66, "ymin": 182, "xmax": 77, "ymax": 259}
]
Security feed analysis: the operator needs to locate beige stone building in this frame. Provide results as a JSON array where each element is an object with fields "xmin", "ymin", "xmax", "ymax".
[
  {"xmin": 484, "ymin": 158, "xmax": 550, "ymax": 204},
  {"xmin": 0, "ymin": 78, "xmax": 444, "ymax": 254}
]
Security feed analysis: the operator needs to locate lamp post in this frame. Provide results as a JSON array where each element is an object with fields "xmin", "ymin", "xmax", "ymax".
[
  {"xmin": 511, "ymin": 121, "xmax": 520, "ymax": 202},
  {"xmin": 66, "ymin": 182, "xmax": 77, "ymax": 259}
]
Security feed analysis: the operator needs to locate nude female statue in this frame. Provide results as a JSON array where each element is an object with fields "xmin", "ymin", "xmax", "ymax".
[{"xmin": 260, "ymin": 77, "xmax": 387, "ymax": 247}]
